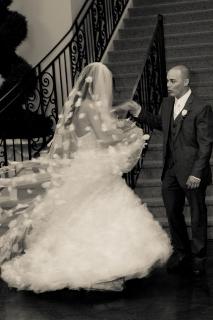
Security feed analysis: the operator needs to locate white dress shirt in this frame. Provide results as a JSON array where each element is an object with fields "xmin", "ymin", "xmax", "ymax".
[{"xmin": 173, "ymin": 88, "xmax": 192, "ymax": 120}]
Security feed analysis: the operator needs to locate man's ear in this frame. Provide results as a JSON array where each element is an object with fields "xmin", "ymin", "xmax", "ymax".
[{"xmin": 184, "ymin": 78, "xmax": 189, "ymax": 87}]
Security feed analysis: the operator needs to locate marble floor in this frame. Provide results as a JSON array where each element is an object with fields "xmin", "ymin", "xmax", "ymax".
[{"xmin": 0, "ymin": 242, "xmax": 213, "ymax": 320}]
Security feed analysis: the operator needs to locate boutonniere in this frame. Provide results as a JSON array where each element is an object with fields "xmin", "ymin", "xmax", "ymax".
[{"xmin": 181, "ymin": 109, "xmax": 188, "ymax": 118}]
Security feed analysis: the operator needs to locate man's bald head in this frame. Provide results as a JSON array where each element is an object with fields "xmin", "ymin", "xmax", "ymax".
[
  {"xmin": 168, "ymin": 65, "xmax": 190, "ymax": 81},
  {"xmin": 167, "ymin": 65, "xmax": 191, "ymax": 99}
]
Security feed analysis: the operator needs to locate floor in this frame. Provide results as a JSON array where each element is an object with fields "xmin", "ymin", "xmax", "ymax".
[{"xmin": 1, "ymin": 242, "xmax": 213, "ymax": 320}]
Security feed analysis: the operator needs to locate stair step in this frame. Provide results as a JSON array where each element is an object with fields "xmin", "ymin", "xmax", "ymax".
[
  {"xmin": 136, "ymin": 178, "xmax": 213, "ymax": 198},
  {"xmin": 146, "ymin": 141, "xmax": 213, "ymax": 161},
  {"xmin": 143, "ymin": 199, "xmax": 213, "ymax": 235},
  {"xmin": 141, "ymin": 159, "xmax": 213, "ymax": 179},
  {"xmin": 199, "ymin": 96, "xmax": 213, "ymax": 105},
  {"xmin": 115, "ymin": 83, "xmax": 213, "ymax": 100},
  {"xmin": 142, "ymin": 196, "xmax": 213, "ymax": 215},
  {"xmin": 123, "ymin": 16, "xmax": 158, "ymax": 29},
  {"xmin": 191, "ymin": 80, "xmax": 213, "ymax": 87},
  {"xmin": 143, "ymin": 194, "xmax": 213, "ymax": 238},
  {"xmin": 192, "ymin": 83, "xmax": 213, "ymax": 99},
  {"xmin": 147, "ymin": 143, "xmax": 163, "ymax": 150},
  {"xmin": 124, "ymin": 8, "xmax": 213, "ymax": 27},
  {"xmin": 125, "ymin": 32, "xmax": 213, "ymax": 51},
  {"xmin": 146, "ymin": 143, "xmax": 213, "ymax": 161},
  {"xmin": 136, "ymin": 178, "xmax": 162, "ymax": 198},
  {"xmin": 166, "ymin": 43, "xmax": 213, "ymax": 59},
  {"xmin": 133, "ymin": 0, "xmax": 204, "ymax": 5},
  {"xmin": 167, "ymin": 55, "xmax": 213, "ymax": 70},
  {"xmin": 143, "ymin": 159, "xmax": 213, "ymax": 167},
  {"xmin": 156, "ymin": 216, "xmax": 213, "ymax": 237},
  {"xmin": 108, "ymin": 49, "xmax": 147, "ymax": 63},
  {"xmin": 107, "ymin": 60, "xmax": 145, "ymax": 74},
  {"xmin": 129, "ymin": 0, "xmax": 213, "ymax": 17},
  {"xmin": 192, "ymin": 87, "xmax": 213, "ymax": 98},
  {"xmin": 114, "ymin": 37, "xmax": 150, "ymax": 50},
  {"xmin": 191, "ymin": 68, "xmax": 213, "ymax": 83},
  {"xmin": 143, "ymin": 195, "xmax": 213, "ymax": 206},
  {"xmin": 141, "ymin": 162, "xmax": 162, "ymax": 179},
  {"xmin": 145, "ymin": 144, "xmax": 163, "ymax": 161},
  {"xmin": 149, "ymin": 132, "xmax": 163, "ymax": 144},
  {"xmin": 120, "ymin": 21, "xmax": 213, "ymax": 39},
  {"xmin": 119, "ymin": 25, "xmax": 156, "ymax": 39},
  {"xmin": 114, "ymin": 88, "xmax": 133, "ymax": 101},
  {"xmin": 113, "ymin": 72, "xmax": 139, "ymax": 89},
  {"xmin": 165, "ymin": 31, "xmax": 213, "ymax": 47}
]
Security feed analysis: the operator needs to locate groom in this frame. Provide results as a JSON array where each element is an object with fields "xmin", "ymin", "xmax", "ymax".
[{"xmin": 129, "ymin": 65, "xmax": 213, "ymax": 275}]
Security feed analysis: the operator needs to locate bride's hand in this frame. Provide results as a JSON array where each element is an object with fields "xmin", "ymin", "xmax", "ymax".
[{"xmin": 121, "ymin": 100, "xmax": 142, "ymax": 117}]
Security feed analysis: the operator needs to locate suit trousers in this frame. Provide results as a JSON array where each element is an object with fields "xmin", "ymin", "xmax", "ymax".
[{"xmin": 162, "ymin": 165, "xmax": 208, "ymax": 259}]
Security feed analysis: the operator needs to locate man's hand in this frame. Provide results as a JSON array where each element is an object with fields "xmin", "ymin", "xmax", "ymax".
[
  {"xmin": 114, "ymin": 100, "xmax": 142, "ymax": 117},
  {"xmin": 186, "ymin": 176, "xmax": 201, "ymax": 189},
  {"xmin": 127, "ymin": 101, "xmax": 142, "ymax": 117}
]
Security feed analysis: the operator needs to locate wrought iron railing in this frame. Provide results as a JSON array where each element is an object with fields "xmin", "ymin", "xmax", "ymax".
[
  {"xmin": 124, "ymin": 15, "xmax": 167, "ymax": 189},
  {"xmin": 0, "ymin": 0, "xmax": 129, "ymax": 167}
]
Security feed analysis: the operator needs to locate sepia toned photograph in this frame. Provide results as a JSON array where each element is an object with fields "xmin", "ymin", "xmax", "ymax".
[{"xmin": 0, "ymin": 0, "xmax": 213, "ymax": 319}]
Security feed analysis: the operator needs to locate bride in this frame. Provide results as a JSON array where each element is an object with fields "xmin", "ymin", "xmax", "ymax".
[{"xmin": 0, "ymin": 62, "xmax": 172, "ymax": 292}]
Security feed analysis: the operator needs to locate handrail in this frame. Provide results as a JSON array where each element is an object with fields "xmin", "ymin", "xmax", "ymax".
[
  {"xmin": 0, "ymin": 82, "xmax": 20, "ymax": 104},
  {"xmin": 0, "ymin": 67, "xmax": 36, "ymax": 113},
  {"xmin": 132, "ymin": 15, "xmax": 167, "ymax": 101},
  {"xmin": 124, "ymin": 14, "xmax": 167, "ymax": 189}
]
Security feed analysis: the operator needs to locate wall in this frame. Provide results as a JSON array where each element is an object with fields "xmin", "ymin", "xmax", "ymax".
[
  {"xmin": 10, "ymin": 0, "xmax": 73, "ymax": 66},
  {"xmin": 70, "ymin": 0, "xmax": 85, "ymax": 22}
]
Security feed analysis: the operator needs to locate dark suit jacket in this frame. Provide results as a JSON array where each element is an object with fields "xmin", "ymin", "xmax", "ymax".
[{"xmin": 138, "ymin": 93, "xmax": 213, "ymax": 187}]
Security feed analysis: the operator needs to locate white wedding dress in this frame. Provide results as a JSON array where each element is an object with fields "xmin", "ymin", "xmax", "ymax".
[{"xmin": 0, "ymin": 126, "xmax": 171, "ymax": 293}]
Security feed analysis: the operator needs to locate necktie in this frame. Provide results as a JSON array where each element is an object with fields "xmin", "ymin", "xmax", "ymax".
[{"xmin": 173, "ymin": 103, "xmax": 181, "ymax": 120}]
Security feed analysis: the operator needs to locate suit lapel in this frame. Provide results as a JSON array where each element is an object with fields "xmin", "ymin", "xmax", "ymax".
[{"xmin": 173, "ymin": 93, "xmax": 193, "ymax": 141}]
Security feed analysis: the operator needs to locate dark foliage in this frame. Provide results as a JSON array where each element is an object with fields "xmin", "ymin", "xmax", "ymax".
[{"xmin": 0, "ymin": 0, "xmax": 52, "ymax": 138}]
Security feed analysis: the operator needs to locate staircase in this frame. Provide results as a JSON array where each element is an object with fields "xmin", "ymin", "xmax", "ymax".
[
  {"xmin": 109, "ymin": 0, "xmax": 213, "ymax": 106},
  {"xmin": 130, "ymin": 0, "xmax": 213, "ymax": 237}
]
